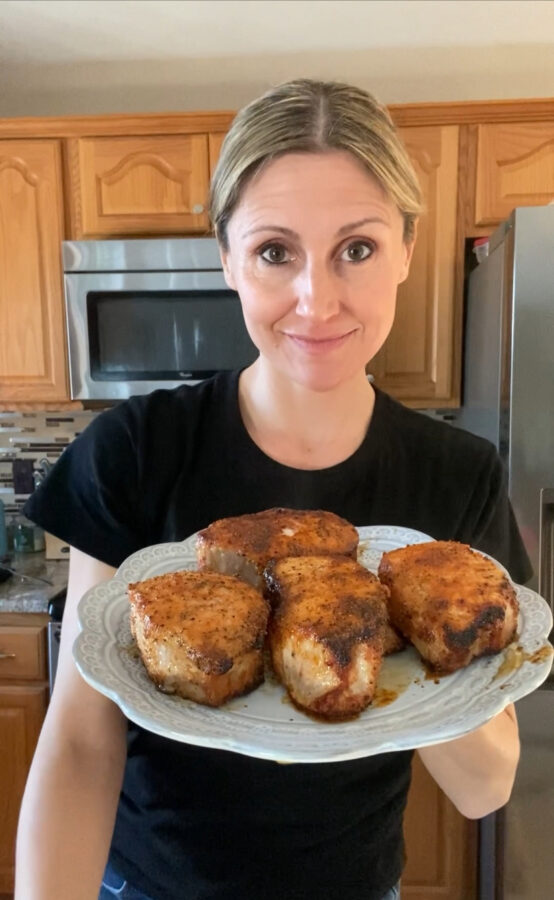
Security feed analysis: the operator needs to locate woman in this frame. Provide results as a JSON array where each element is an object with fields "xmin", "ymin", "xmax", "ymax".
[{"xmin": 16, "ymin": 79, "xmax": 530, "ymax": 900}]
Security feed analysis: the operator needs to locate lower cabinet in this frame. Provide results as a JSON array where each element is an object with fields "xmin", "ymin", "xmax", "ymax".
[
  {"xmin": 403, "ymin": 754, "xmax": 477, "ymax": 899},
  {"xmin": 0, "ymin": 615, "xmax": 49, "ymax": 894}
]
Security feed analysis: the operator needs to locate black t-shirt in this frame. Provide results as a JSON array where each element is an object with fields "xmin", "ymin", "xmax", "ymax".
[{"xmin": 25, "ymin": 371, "xmax": 531, "ymax": 900}]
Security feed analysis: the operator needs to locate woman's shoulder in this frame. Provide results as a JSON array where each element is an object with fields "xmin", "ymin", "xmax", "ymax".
[
  {"xmin": 91, "ymin": 371, "xmax": 238, "ymax": 440},
  {"xmin": 375, "ymin": 388, "xmax": 497, "ymax": 465}
]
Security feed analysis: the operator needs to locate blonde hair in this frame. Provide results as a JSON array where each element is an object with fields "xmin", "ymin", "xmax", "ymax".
[{"xmin": 210, "ymin": 78, "xmax": 423, "ymax": 248}]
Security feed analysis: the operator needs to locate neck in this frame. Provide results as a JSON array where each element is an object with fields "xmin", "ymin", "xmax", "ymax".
[{"xmin": 238, "ymin": 359, "xmax": 375, "ymax": 470}]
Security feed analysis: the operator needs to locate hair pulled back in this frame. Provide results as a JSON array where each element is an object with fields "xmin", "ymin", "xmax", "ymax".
[{"xmin": 209, "ymin": 78, "xmax": 423, "ymax": 248}]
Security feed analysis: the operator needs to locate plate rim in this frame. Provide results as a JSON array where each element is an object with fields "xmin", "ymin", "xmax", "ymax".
[{"xmin": 73, "ymin": 524, "xmax": 554, "ymax": 763}]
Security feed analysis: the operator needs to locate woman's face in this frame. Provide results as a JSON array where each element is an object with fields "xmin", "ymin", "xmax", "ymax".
[{"xmin": 220, "ymin": 150, "xmax": 416, "ymax": 392}]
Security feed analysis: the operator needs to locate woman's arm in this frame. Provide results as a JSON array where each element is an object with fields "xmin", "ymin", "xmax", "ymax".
[
  {"xmin": 15, "ymin": 547, "xmax": 127, "ymax": 900},
  {"xmin": 417, "ymin": 703, "xmax": 520, "ymax": 819}
]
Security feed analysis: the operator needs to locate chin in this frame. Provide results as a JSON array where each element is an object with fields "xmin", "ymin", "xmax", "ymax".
[{"xmin": 285, "ymin": 360, "xmax": 363, "ymax": 393}]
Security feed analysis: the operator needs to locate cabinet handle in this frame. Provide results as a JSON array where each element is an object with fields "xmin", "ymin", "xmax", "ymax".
[
  {"xmin": 0, "ymin": 650, "xmax": 16, "ymax": 659},
  {"xmin": 192, "ymin": 203, "xmax": 205, "ymax": 214}
]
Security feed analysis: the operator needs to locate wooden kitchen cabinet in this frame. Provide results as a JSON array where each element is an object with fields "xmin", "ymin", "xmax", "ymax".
[
  {"xmin": 1, "ymin": 100, "xmax": 553, "ymax": 408},
  {"xmin": 369, "ymin": 126, "xmax": 460, "ymax": 406},
  {"xmin": 402, "ymin": 754, "xmax": 477, "ymax": 899},
  {"xmin": 67, "ymin": 133, "xmax": 212, "ymax": 237},
  {"xmin": 0, "ymin": 140, "xmax": 70, "ymax": 404},
  {"xmin": 474, "ymin": 122, "xmax": 554, "ymax": 226},
  {"xmin": 0, "ymin": 614, "xmax": 49, "ymax": 893},
  {"xmin": 209, "ymin": 132, "xmax": 226, "ymax": 177}
]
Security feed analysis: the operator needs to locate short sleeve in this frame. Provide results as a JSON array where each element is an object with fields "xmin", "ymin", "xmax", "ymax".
[
  {"xmin": 24, "ymin": 404, "xmax": 145, "ymax": 568},
  {"xmin": 457, "ymin": 446, "xmax": 533, "ymax": 585}
]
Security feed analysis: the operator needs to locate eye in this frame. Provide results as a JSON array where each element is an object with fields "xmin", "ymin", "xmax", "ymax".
[
  {"xmin": 258, "ymin": 243, "xmax": 291, "ymax": 265},
  {"xmin": 340, "ymin": 240, "xmax": 375, "ymax": 263}
]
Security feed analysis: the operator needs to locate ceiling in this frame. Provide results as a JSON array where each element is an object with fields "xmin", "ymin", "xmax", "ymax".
[{"xmin": 1, "ymin": 0, "xmax": 553, "ymax": 116}]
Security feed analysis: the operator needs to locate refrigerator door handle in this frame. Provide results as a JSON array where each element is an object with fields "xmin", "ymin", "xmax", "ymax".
[{"xmin": 539, "ymin": 488, "xmax": 554, "ymax": 622}]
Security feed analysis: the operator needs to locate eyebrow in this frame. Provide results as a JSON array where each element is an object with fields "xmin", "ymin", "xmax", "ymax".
[{"xmin": 242, "ymin": 217, "xmax": 391, "ymax": 240}]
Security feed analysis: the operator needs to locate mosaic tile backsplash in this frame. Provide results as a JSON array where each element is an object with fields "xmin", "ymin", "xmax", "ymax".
[
  {"xmin": 0, "ymin": 404, "xmax": 457, "ymax": 519},
  {"xmin": 0, "ymin": 409, "xmax": 100, "ymax": 515}
]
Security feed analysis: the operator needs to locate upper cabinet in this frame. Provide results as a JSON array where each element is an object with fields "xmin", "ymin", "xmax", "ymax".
[
  {"xmin": 1, "ymin": 102, "xmax": 553, "ymax": 408},
  {"xmin": 474, "ymin": 122, "xmax": 554, "ymax": 226},
  {"xmin": 67, "ymin": 134, "xmax": 211, "ymax": 237},
  {"xmin": 0, "ymin": 140, "xmax": 69, "ymax": 404},
  {"xmin": 369, "ymin": 126, "xmax": 459, "ymax": 405},
  {"xmin": 208, "ymin": 132, "xmax": 226, "ymax": 177}
]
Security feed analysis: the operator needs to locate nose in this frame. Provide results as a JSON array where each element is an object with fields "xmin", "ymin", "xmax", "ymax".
[{"xmin": 294, "ymin": 260, "xmax": 342, "ymax": 321}]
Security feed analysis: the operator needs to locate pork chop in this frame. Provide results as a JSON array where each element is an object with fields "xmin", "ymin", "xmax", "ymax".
[
  {"xmin": 196, "ymin": 507, "xmax": 358, "ymax": 588},
  {"xmin": 378, "ymin": 540, "xmax": 519, "ymax": 674},
  {"xmin": 128, "ymin": 570, "xmax": 270, "ymax": 706},
  {"xmin": 264, "ymin": 555, "xmax": 388, "ymax": 719}
]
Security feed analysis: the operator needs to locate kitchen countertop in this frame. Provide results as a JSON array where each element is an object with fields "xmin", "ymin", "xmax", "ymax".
[{"xmin": 0, "ymin": 552, "xmax": 69, "ymax": 614}]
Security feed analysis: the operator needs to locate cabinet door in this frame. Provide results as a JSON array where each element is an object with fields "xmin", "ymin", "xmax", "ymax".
[
  {"xmin": 0, "ymin": 140, "xmax": 69, "ymax": 404},
  {"xmin": 0, "ymin": 624, "xmax": 46, "ymax": 681},
  {"xmin": 369, "ymin": 126, "xmax": 459, "ymax": 406},
  {"xmin": 475, "ymin": 123, "xmax": 554, "ymax": 225},
  {"xmin": 402, "ymin": 754, "xmax": 477, "ymax": 899},
  {"xmin": 70, "ymin": 134, "xmax": 211, "ymax": 237},
  {"xmin": 0, "ymin": 684, "xmax": 48, "ymax": 892},
  {"xmin": 209, "ymin": 132, "xmax": 227, "ymax": 177}
]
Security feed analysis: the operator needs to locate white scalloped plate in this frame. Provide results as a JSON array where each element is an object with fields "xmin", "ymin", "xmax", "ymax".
[{"xmin": 74, "ymin": 525, "xmax": 553, "ymax": 763}]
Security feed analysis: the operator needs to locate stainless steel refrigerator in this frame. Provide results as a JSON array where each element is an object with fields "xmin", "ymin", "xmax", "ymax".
[{"xmin": 454, "ymin": 206, "xmax": 554, "ymax": 900}]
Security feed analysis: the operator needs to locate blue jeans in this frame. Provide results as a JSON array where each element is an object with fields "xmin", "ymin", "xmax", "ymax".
[
  {"xmin": 99, "ymin": 861, "xmax": 401, "ymax": 900},
  {"xmin": 383, "ymin": 884, "xmax": 401, "ymax": 900},
  {"xmin": 99, "ymin": 861, "xmax": 154, "ymax": 899}
]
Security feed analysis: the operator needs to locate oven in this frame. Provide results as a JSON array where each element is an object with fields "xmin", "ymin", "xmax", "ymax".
[{"xmin": 63, "ymin": 237, "xmax": 258, "ymax": 401}]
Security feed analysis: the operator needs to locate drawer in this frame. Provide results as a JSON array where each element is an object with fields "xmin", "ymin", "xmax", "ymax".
[{"xmin": 0, "ymin": 625, "xmax": 47, "ymax": 681}]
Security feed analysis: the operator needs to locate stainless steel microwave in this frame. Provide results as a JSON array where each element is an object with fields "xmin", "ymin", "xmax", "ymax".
[{"xmin": 62, "ymin": 238, "xmax": 258, "ymax": 401}]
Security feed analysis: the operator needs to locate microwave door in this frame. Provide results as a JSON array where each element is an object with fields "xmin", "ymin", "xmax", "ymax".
[{"xmin": 64, "ymin": 271, "xmax": 247, "ymax": 401}]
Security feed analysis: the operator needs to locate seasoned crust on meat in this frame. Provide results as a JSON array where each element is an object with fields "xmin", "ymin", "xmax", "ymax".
[
  {"xmin": 383, "ymin": 622, "xmax": 406, "ymax": 655},
  {"xmin": 378, "ymin": 541, "xmax": 519, "ymax": 674},
  {"xmin": 265, "ymin": 555, "xmax": 388, "ymax": 719},
  {"xmin": 196, "ymin": 507, "xmax": 359, "ymax": 588},
  {"xmin": 128, "ymin": 570, "xmax": 270, "ymax": 707}
]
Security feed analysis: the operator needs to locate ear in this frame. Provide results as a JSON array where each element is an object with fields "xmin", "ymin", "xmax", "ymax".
[
  {"xmin": 218, "ymin": 244, "xmax": 238, "ymax": 292},
  {"xmin": 398, "ymin": 220, "xmax": 418, "ymax": 285}
]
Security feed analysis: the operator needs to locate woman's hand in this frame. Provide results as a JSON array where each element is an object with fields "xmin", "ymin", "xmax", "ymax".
[{"xmin": 417, "ymin": 703, "xmax": 520, "ymax": 819}]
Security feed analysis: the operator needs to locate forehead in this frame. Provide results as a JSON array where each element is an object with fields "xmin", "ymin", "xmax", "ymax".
[{"xmin": 232, "ymin": 150, "xmax": 393, "ymax": 221}]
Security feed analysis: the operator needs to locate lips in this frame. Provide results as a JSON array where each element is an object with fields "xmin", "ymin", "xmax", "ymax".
[{"xmin": 283, "ymin": 330, "xmax": 356, "ymax": 352}]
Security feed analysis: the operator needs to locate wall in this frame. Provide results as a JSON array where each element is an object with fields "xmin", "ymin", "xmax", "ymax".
[
  {"xmin": 2, "ymin": 0, "xmax": 553, "ymax": 116},
  {"xmin": 2, "ymin": 43, "xmax": 554, "ymax": 117}
]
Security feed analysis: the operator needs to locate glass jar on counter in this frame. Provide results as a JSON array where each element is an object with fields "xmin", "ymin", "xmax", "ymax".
[{"xmin": 13, "ymin": 515, "xmax": 45, "ymax": 553}]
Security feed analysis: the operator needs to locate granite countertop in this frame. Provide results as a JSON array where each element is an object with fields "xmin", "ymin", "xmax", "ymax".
[{"xmin": 0, "ymin": 552, "xmax": 69, "ymax": 614}]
